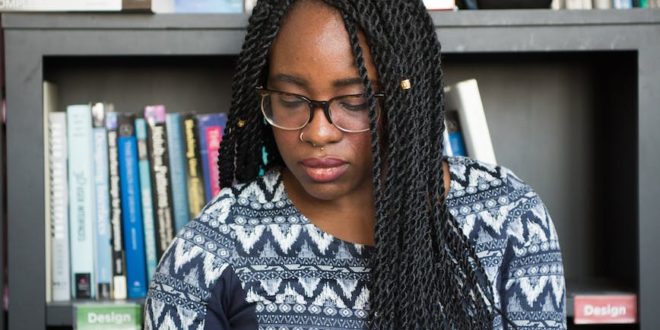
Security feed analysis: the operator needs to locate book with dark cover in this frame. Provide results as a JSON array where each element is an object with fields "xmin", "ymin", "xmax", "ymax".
[
  {"xmin": 182, "ymin": 113, "xmax": 206, "ymax": 219},
  {"xmin": 106, "ymin": 111, "xmax": 127, "ymax": 300},
  {"xmin": 117, "ymin": 113, "xmax": 148, "ymax": 299},
  {"xmin": 144, "ymin": 105, "xmax": 175, "ymax": 259}
]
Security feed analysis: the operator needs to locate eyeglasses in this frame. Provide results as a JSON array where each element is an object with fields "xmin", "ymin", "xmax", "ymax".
[{"xmin": 257, "ymin": 87, "xmax": 384, "ymax": 133}]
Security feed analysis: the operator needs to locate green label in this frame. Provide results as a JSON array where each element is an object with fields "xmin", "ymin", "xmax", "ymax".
[{"xmin": 75, "ymin": 303, "xmax": 142, "ymax": 330}]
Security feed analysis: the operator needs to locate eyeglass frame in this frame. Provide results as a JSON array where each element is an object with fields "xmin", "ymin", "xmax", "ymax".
[{"xmin": 256, "ymin": 86, "xmax": 384, "ymax": 133}]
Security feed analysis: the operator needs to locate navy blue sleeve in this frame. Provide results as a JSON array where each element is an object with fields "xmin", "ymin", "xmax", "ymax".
[{"xmin": 205, "ymin": 266, "xmax": 258, "ymax": 330}]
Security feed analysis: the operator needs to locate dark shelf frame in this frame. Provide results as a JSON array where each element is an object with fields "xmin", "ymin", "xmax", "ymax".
[{"xmin": 2, "ymin": 9, "xmax": 660, "ymax": 329}]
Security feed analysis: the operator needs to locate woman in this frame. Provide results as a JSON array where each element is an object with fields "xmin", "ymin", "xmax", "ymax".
[{"xmin": 145, "ymin": 0, "xmax": 566, "ymax": 329}]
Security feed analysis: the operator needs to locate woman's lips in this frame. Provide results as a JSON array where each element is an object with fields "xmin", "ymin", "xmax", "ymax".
[{"xmin": 300, "ymin": 157, "xmax": 348, "ymax": 183}]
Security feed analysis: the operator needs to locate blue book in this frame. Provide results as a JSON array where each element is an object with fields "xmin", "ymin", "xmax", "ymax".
[
  {"xmin": 197, "ymin": 113, "xmax": 227, "ymax": 203},
  {"xmin": 448, "ymin": 132, "xmax": 467, "ymax": 157},
  {"xmin": 166, "ymin": 113, "xmax": 190, "ymax": 233},
  {"xmin": 67, "ymin": 104, "xmax": 96, "ymax": 299},
  {"xmin": 117, "ymin": 114, "xmax": 148, "ymax": 299},
  {"xmin": 445, "ymin": 111, "xmax": 467, "ymax": 157},
  {"xmin": 135, "ymin": 118, "xmax": 158, "ymax": 283},
  {"xmin": 91, "ymin": 103, "xmax": 113, "ymax": 299}
]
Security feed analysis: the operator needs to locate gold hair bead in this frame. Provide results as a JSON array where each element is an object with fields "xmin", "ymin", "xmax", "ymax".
[
  {"xmin": 237, "ymin": 119, "xmax": 246, "ymax": 128},
  {"xmin": 400, "ymin": 79, "xmax": 411, "ymax": 90}
]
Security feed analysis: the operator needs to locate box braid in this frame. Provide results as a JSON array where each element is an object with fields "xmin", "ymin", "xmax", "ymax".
[{"xmin": 219, "ymin": 0, "xmax": 515, "ymax": 328}]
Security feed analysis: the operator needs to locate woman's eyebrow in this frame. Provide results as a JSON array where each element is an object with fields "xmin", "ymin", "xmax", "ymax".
[
  {"xmin": 272, "ymin": 74, "xmax": 380, "ymax": 90},
  {"xmin": 271, "ymin": 74, "xmax": 307, "ymax": 87}
]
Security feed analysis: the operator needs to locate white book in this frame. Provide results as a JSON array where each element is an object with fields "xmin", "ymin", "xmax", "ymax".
[
  {"xmin": 44, "ymin": 82, "xmax": 72, "ymax": 302},
  {"xmin": 423, "ymin": 0, "xmax": 455, "ymax": 10},
  {"xmin": 244, "ymin": 0, "xmax": 257, "ymax": 12},
  {"xmin": 566, "ymin": 0, "xmax": 586, "ymax": 8},
  {"xmin": 443, "ymin": 79, "xmax": 497, "ymax": 165},
  {"xmin": 67, "ymin": 104, "xmax": 97, "ymax": 299}
]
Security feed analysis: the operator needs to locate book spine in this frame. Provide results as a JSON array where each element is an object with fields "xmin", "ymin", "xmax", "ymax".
[
  {"xmin": 106, "ymin": 112, "xmax": 127, "ymax": 300},
  {"xmin": 197, "ymin": 115, "xmax": 212, "ymax": 203},
  {"xmin": 91, "ymin": 103, "xmax": 113, "ymax": 300},
  {"xmin": 206, "ymin": 114, "xmax": 226, "ymax": 199},
  {"xmin": 135, "ymin": 118, "xmax": 158, "ymax": 282},
  {"xmin": 183, "ymin": 114, "xmax": 206, "ymax": 218},
  {"xmin": 445, "ymin": 111, "xmax": 466, "ymax": 157},
  {"xmin": 67, "ymin": 104, "xmax": 97, "ymax": 299},
  {"xmin": 166, "ymin": 113, "xmax": 190, "ymax": 233},
  {"xmin": 49, "ymin": 112, "xmax": 71, "ymax": 302},
  {"xmin": 44, "ymin": 81, "xmax": 57, "ymax": 303},
  {"xmin": 593, "ymin": 0, "xmax": 612, "ymax": 8},
  {"xmin": 614, "ymin": 0, "xmax": 633, "ymax": 7},
  {"xmin": 117, "ymin": 114, "xmax": 148, "ymax": 299},
  {"xmin": 145, "ymin": 105, "xmax": 175, "ymax": 258},
  {"xmin": 197, "ymin": 113, "xmax": 227, "ymax": 202}
]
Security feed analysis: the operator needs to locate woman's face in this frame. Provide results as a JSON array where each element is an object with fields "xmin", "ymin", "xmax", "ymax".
[{"xmin": 268, "ymin": 1, "xmax": 379, "ymax": 202}]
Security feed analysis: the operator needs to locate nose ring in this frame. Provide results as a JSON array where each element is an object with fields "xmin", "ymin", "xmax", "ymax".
[{"xmin": 299, "ymin": 131, "xmax": 305, "ymax": 143}]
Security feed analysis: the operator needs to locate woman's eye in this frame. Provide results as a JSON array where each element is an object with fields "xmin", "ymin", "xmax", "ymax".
[
  {"xmin": 339, "ymin": 98, "xmax": 368, "ymax": 111},
  {"xmin": 276, "ymin": 96, "xmax": 306, "ymax": 108}
]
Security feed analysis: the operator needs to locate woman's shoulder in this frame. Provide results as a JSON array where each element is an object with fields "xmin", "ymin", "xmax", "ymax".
[{"xmin": 444, "ymin": 155, "xmax": 560, "ymax": 247}]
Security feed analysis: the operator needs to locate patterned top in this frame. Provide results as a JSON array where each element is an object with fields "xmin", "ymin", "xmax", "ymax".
[{"xmin": 144, "ymin": 156, "xmax": 566, "ymax": 329}]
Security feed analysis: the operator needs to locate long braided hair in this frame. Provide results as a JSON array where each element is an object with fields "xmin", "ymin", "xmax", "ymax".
[{"xmin": 219, "ymin": 0, "xmax": 501, "ymax": 328}]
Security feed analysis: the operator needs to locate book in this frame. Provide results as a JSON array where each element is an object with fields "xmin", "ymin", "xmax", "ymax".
[
  {"xmin": 117, "ymin": 113, "xmax": 148, "ymax": 299},
  {"xmin": 197, "ymin": 113, "xmax": 227, "ymax": 202},
  {"xmin": 423, "ymin": 0, "xmax": 456, "ymax": 10},
  {"xmin": 445, "ymin": 111, "xmax": 467, "ymax": 157},
  {"xmin": 106, "ymin": 111, "xmax": 127, "ymax": 300},
  {"xmin": 166, "ymin": 113, "xmax": 190, "ymax": 233},
  {"xmin": 135, "ymin": 118, "xmax": 158, "ymax": 282},
  {"xmin": 443, "ymin": 79, "xmax": 496, "ymax": 165},
  {"xmin": 67, "ymin": 104, "xmax": 97, "ymax": 299},
  {"xmin": 614, "ymin": 0, "xmax": 633, "ymax": 7},
  {"xmin": 565, "ymin": 0, "xmax": 592, "ymax": 8},
  {"xmin": 91, "ymin": 102, "xmax": 113, "ymax": 300},
  {"xmin": 244, "ymin": 0, "xmax": 257, "ymax": 12},
  {"xmin": 594, "ymin": 0, "xmax": 613, "ymax": 8},
  {"xmin": 144, "ymin": 105, "xmax": 175, "ymax": 258},
  {"xmin": 173, "ymin": 0, "xmax": 242, "ymax": 13},
  {"xmin": 182, "ymin": 113, "xmax": 206, "ymax": 218},
  {"xmin": 47, "ymin": 106, "xmax": 71, "ymax": 302},
  {"xmin": 44, "ymin": 81, "xmax": 57, "ymax": 303}
]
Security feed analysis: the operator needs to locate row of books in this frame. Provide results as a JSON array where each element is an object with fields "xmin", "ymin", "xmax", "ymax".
[
  {"xmin": 555, "ymin": 0, "xmax": 660, "ymax": 9},
  {"xmin": 44, "ymin": 82, "xmax": 227, "ymax": 302},
  {"xmin": 425, "ymin": 0, "xmax": 660, "ymax": 9},
  {"xmin": 0, "ymin": 0, "xmax": 248, "ymax": 13}
]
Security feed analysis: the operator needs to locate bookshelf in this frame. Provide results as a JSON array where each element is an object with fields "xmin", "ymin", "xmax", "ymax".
[{"xmin": 2, "ymin": 9, "xmax": 660, "ymax": 330}]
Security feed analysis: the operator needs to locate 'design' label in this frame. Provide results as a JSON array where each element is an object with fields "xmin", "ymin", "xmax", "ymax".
[
  {"xmin": 75, "ymin": 303, "xmax": 142, "ymax": 330},
  {"xmin": 573, "ymin": 294, "xmax": 637, "ymax": 324}
]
